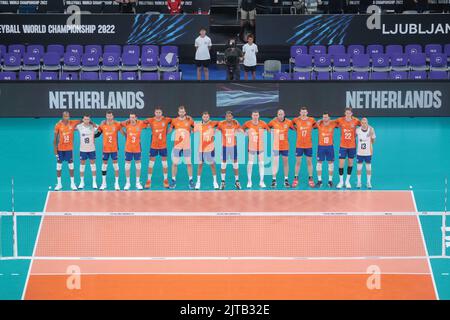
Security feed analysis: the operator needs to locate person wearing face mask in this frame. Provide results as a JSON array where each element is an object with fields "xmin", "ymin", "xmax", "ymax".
[{"xmin": 224, "ymin": 38, "xmax": 243, "ymax": 80}]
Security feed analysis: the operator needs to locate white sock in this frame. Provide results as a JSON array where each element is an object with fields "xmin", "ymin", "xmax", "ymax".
[
  {"xmin": 213, "ymin": 176, "xmax": 217, "ymax": 184},
  {"xmin": 284, "ymin": 176, "xmax": 288, "ymax": 180},
  {"xmin": 221, "ymin": 173, "xmax": 225, "ymax": 181},
  {"xmin": 346, "ymin": 175, "xmax": 350, "ymax": 184},
  {"xmin": 339, "ymin": 175, "xmax": 344, "ymax": 183},
  {"xmin": 259, "ymin": 163, "xmax": 264, "ymax": 182},
  {"xmin": 136, "ymin": 177, "xmax": 140, "ymax": 184},
  {"xmin": 148, "ymin": 173, "xmax": 152, "ymax": 180},
  {"xmin": 189, "ymin": 176, "xmax": 193, "ymax": 181},
  {"xmin": 80, "ymin": 176, "xmax": 84, "ymax": 183},
  {"xmin": 92, "ymin": 175, "xmax": 96, "ymax": 180},
  {"xmin": 235, "ymin": 175, "xmax": 239, "ymax": 181},
  {"xmin": 329, "ymin": 175, "xmax": 333, "ymax": 182},
  {"xmin": 197, "ymin": 175, "xmax": 201, "ymax": 182},
  {"xmin": 115, "ymin": 177, "xmax": 119, "ymax": 183},
  {"xmin": 367, "ymin": 175, "xmax": 371, "ymax": 184},
  {"xmin": 126, "ymin": 177, "xmax": 130, "ymax": 184},
  {"xmin": 70, "ymin": 177, "xmax": 75, "ymax": 184},
  {"xmin": 247, "ymin": 166, "xmax": 252, "ymax": 183},
  {"xmin": 318, "ymin": 175, "xmax": 322, "ymax": 182},
  {"xmin": 357, "ymin": 175, "xmax": 361, "ymax": 184},
  {"xmin": 57, "ymin": 177, "xmax": 61, "ymax": 184},
  {"xmin": 102, "ymin": 176, "xmax": 106, "ymax": 184}
]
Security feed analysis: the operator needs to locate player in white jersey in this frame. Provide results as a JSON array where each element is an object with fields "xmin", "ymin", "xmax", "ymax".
[
  {"xmin": 356, "ymin": 117, "xmax": 376, "ymax": 189},
  {"xmin": 76, "ymin": 115, "xmax": 98, "ymax": 189}
]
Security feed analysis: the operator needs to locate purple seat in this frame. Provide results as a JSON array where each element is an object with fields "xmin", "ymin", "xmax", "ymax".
[
  {"xmin": 352, "ymin": 54, "xmax": 370, "ymax": 72},
  {"xmin": 293, "ymin": 54, "xmax": 313, "ymax": 72},
  {"xmin": 104, "ymin": 45, "xmax": 122, "ymax": 55},
  {"xmin": 162, "ymin": 72, "xmax": 181, "ymax": 80},
  {"xmin": 409, "ymin": 53, "xmax": 427, "ymax": 71},
  {"xmin": 445, "ymin": 44, "xmax": 450, "ymax": 61},
  {"xmin": 386, "ymin": 45, "xmax": 403, "ymax": 56},
  {"xmin": 315, "ymin": 71, "xmax": 329, "ymax": 80},
  {"xmin": 408, "ymin": 71, "xmax": 427, "ymax": 80},
  {"xmin": 42, "ymin": 52, "xmax": 61, "ymax": 71},
  {"xmin": 26, "ymin": 45, "xmax": 45, "ymax": 58},
  {"xmin": 0, "ymin": 72, "xmax": 17, "ymax": 80},
  {"xmin": 85, "ymin": 45, "xmax": 102, "ymax": 57},
  {"xmin": 390, "ymin": 53, "xmax": 409, "ymax": 72},
  {"xmin": 313, "ymin": 54, "xmax": 331, "ymax": 72},
  {"xmin": 81, "ymin": 54, "xmax": 100, "ymax": 72},
  {"xmin": 0, "ymin": 45, "xmax": 6, "ymax": 60},
  {"xmin": 142, "ymin": 45, "xmax": 159, "ymax": 57},
  {"xmin": 371, "ymin": 72, "xmax": 389, "ymax": 80},
  {"xmin": 62, "ymin": 52, "xmax": 81, "ymax": 71},
  {"xmin": 66, "ymin": 45, "xmax": 83, "ymax": 56},
  {"xmin": 274, "ymin": 72, "xmax": 291, "ymax": 80},
  {"xmin": 429, "ymin": 71, "xmax": 448, "ymax": 80},
  {"xmin": 121, "ymin": 52, "xmax": 140, "ymax": 71},
  {"xmin": 19, "ymin": 71, "xmax": 37, "ymax": 80},
  {"xmin": 328, "ymin": 45, "xmax": 346, "ymax": 57},
  {"xmin": 351, "ymin": 72, "xmax": 369, "ymax": 80},
  {"xmin": 390, "ymin": 71, "xmax": 407, "ymax": 80},
  {"xmin": 40, "ymin": 71, "xmax": 58, "ymax": 80},
  {"xmin": 121, "ymin": 72, "xmax": 138, "ymax": 80},
  {"xmin": 123, "ymin": 45, "xmax": 140, "ymax": 56},
  {"xmin": 22, "ymin": 53, "xmax": 41, "ymax": 71},
  {"xmin": 101, "ymin": 53, "xmax": 120, "ymax": 72},
  {"xmin": 292, "ymin": 72, "xmax": 312, "ymax": 80},
  {"xmin": 429, "ymin": 54, "xmax": 448, "ymax": 71},
  {"xmin": 333, "ymin": 54, "xmax": 351, "ymax": 72},
  {"xmin": 2, "ymin": 53, "xmax": 21, "ymax": 71},
  {"xmin": 366, "ymin": 45, "xmax": 384, "ymax": 56},
  {"xmin": 141, "ymin": 53, "xmax": 158, "ymax": 72},
  {"xmin": 405, "ymin": 44, "xmax": 422, "ymax": 55},
  {"xmin": 161, "ymin": 46, "xmax": 178, "ymax": 55},
  {"xmin": 158, "ymin": 52, "xmax": 179, "ymax": 72},
  {"xmin": 47, "ymin": 45, "xmax": 65, "ymax": 58},
  {"xmin": 8, "ymin": 44, "xmax": 25, "ymax": 57},
  {"xmin": 80, "ymin": 72, "xmax": 99, "ymax": 80},
  {"xmin": 140, "ymin": 72, "xmax": 159, "ymax": 80},
  {"xmin": 100, "ymin": 72, "xmax": 119, "ymax": 80},
  {"xmin": 290, "ymin": 45, "xmax": 308, "ymax": 63},
  {"xmin": 309, "ymin": 45, "xmax": 326, "ymax": 55},
  {"xmin": 331, "ymin": 72, "xmax": 349, "ymax": 80},
  {"xmin": 371, "ymin": 54, "xmax": 390, "ymax": 72},
  {"xmin": 60, "ymin": 72, "xmax": 79, "ymax": 80},
  {"xmin": 425, "ymin": 44, "xmax": 442, "ymax": 56},
  {"xmin": 348, "ymin": 45, "xmax": 365, "ymax": 56}
]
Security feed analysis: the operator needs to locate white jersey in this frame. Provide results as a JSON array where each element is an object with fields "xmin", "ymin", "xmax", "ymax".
[
  {"xmin": 356, "ymin": 126, "xmax": 376, "ymax": 156},
  {"xmin": 77, "ymin": 123, "xmax": 96, "ymax": 152}
]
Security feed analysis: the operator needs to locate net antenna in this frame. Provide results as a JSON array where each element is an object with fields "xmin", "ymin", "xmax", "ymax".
[
  {"xmin": 12, "ymin": 177, "xmax": 18, "ymax": 258},
  {"xmin": 443, "ymin": 177, "xmax": 449, "ymax": 257}
]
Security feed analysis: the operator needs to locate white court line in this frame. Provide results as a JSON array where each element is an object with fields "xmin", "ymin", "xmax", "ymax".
[
  {"xmin": 50, "ymin": 189, "xmax": 414, "ymax": 193},
  {"xmin": 28, "ymin": 272, "xmax": 433, "ymax": 276},
  {"xmin": 21, "ymin": 191, "xmax": 48, "ymax": 301}
]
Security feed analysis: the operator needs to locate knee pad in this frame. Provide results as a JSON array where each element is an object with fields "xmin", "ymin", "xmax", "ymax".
[
  {"xmin": 90, "ymin": 163, "xmax": 96, "ymax": 171},
  {"xmin": 248, "ymin": 161, "xmax": 254, "ymax": 166},
  {"xmin": 221, "ymin": 163, "xmax": 227, "ymax": 170},
  {"xmin": 357, "ymin": 163, "xmax": 363, "ymax": 171},
  {"xmin": 56, "ymin": 162, "xmax": 62, "ymax": 171},
  {"xmin": 113, "ymin": 163, "xmax": 119, "ymax": 171},
  {"xmin": 68, "ymin": 163, "xmax": 74, "ymax": 170},
  {"xmin": 149, "ymin": 160, "xmax": 155, "ymax": 168},
  {"xmin": 79, "ymin": 164, "xmax": 85, "ymax": 173},
  {"xmin": 101, "ymin": 163, "xmax": 107, "ymax": 171},
  {"xmin": 162, "ymin": 161, "xmax": 168, "ymax": 168},
  {"xmin": 135, "ymin": 162, "xmax": 141, "ymax": 170},
  {"xmin": 366, "ymin": 164, "xmax": 372, "ymax": 171},
  {"xmin": 233, "ymin": 162, "xmax": 238, "ymax": 170},
  {"xmin": 316, "ymin": 162, "xmax": 322, "ymax": 171},
  {"xmin": 328, "ymin": 163, "xmax": 334, "ymax": 172},
  {"xmin": 125, "ymin": 162, "xmax": 131, "ymax": 171}
]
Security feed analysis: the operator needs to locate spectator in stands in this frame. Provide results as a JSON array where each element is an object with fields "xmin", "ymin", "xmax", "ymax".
[
  {"xmin": 242, "ymin": 34, "xmax": 258, "ymax": 80},
  {"xmin": 404, "ymin": 0, "xmax": 428, "ymax": 13},
  {"xmin": 240, "ymin": 0, "xmax": 256, "ymax": 42},
  {"xmin": 167, "ymin": 0, "xmax": 182, "ymax": 14},
  {"xmin": 115, "ymin": 0, "xmax": 136, "ymax": 13},
  {"xmin": 224, "ymin": 38, "xmax": 243, "ymax": 81},
  {"xmin": 305, "ymin": 0, "xmax": 321, "ymax": 14},
  {"xmin": 195, "ymin": 27, "xmax": 212, "ymax": 80}
]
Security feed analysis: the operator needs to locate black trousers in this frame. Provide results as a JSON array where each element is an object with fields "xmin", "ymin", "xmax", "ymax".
[{"xmin": 227, "ymin": 65, "xmax": 240, "ymax": 81}]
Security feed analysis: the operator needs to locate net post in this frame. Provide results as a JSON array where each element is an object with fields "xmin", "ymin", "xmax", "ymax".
[
  {"xmin": 12, "ymin": 177, "xmax": 18, "ymax": 258},
  {"xmin": 443, "ymin": 177, "xmax": 448, "ymax": 257}
]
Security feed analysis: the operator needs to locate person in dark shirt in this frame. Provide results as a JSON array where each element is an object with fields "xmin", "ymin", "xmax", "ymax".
[
  {"xmin": 224, "ymin": 39, "xmax": 243, "ymax": 80},
  {"xmin": 115, "ymin": 0, "xmax": 136, "ymax": 13}
]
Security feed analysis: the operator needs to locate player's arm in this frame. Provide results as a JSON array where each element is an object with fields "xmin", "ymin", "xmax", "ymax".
[
  {"xmin": 94, "ymin": 126, "xmax": 102, "ymax": 138},
  {"xmin": 53, "ymin": 131, "xmax": 59, "ymax": 155}
]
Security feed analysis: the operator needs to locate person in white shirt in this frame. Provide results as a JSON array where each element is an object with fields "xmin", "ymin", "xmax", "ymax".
[
  {"xmin": 356, "ymin": 117, "xmax": 376, "ymax": 189},
  {"xmin": 76, "ymin": 115, "xmax": 98, "ymax": 189},
  {"xmin": 195, "ymin": 27, "xmax": 212, "ymax": 80},
  {"xmin": 242, "ymin": 34, "xmax": 258, "ymax": 80}
]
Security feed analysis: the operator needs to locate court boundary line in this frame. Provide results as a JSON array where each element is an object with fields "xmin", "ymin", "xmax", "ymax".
[
  {"xmin": 27, "ymin": 272, "xmax": 434, "ymax": 276},
  {"xmin": 48, "ymin": 189, "xmax": 415, "ymax": 193},
  {"xmin": 21, "ymin": 191, "xmax": 48, "ymax": 300},
  {"xmin": 411, "ymin": 190, "xmax": 440, "ymax": 300}
]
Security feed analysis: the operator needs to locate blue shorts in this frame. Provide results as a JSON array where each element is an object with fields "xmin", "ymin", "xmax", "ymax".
[
  {"xmin": 317, "ymin": 145, "xmax": 334, "ymax": 162},
  {"xmin": 125, "ymin": 152, "xmax": 141, "ymax": 161},
  {"xmin": 102, "ymin": 152, "xmax": 118, "ymax": 161},
  {"xmin": 80, "ymin": 151, "xmax": 96, "ymax": 161},
  {"xmin": 273, "ymin": 150, "xmax": 289, "ymax": 157},
  {"xmin": 198, "ymin": 150, "xmax": 215, "ymax": 164},
  {"xmin": 357, "ymin": 155, "xmax": 372, "ymax": 163},
  {"xmin": 172, "ymin": 148, "xmax": 191, "ymax": 158},
  {"xmin": 57, "ymin": 150, "xmax": 73, "ymax": 162},
  {"xmin": 339, "ymin": 147, "xmax": 356, "ymax": 159},
  {"xmin": 222, "ymin": 146, "xmax": 238, "ymax": 162},
  {"xmin": 295, "ymin": 148, "xmax": 313, "ymax": 157},
  {"xmin": 149, "ymin": 148, "xmax": 167, "ymax": 158}
]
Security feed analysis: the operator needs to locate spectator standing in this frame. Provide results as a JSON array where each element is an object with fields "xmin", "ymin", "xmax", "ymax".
[
  {"xmin": 115, "ymin": 0, "xmax": 136, "ymax": 13},
  {"xmin": 242, "ymin": 34, "xmax": 258, "ymax": 80},
  {"xmin": 240, "ymin": 0, "xmax": 256, "ymax": 42},
  {"xmin": 167, "ymin": 0, "xmax": 182, "ymax": 14},
  {"xmin": 224, "ymin": 39, "xmax": 243, "ymax": 81},
  {"xmin": 195, "ymin": 27, "xmax": 212, "ymax": 80}
]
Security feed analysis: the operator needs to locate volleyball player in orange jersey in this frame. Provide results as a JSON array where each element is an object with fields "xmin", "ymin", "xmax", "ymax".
[
  {"xmin": 53, "ymin": 111, "xmax": 81, "ymax": 191},
  {"xmin": 316, "ymin": 112, "xmax": 338, "ymax": 188},
  {"xmin": 268, "ymin": 109, "xmax": 294, "ymax": 188},
  {"xmin": 242, "ymin": 111, "xmax": 270, "ymax": 188},
  {"xmin": 144, "ymin": 107, "xmax": 171, "ymax": 189},
  {"xmin": 292, "ymin": 107, "xmax": 317, "ymax": 188},
  {"xmin": 194, "ymin": 111, "xmax": 219, "ymax": 190},
  {"xmin": 335, "ymin": 107, "xmax": 361, "ymax": 189}
]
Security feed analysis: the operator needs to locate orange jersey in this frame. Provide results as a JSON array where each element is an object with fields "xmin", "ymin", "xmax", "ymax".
[
  {"xmin": 336, "ymin": 117, "xmax": 361, "ymax": 148},
  {"xmin": 243, "ymin": 120, "xmax": 269, "ymax": 152},
  {"xmin": 217, "ymin": 120, "xmax": 241, "ymax": 147},
  {"xmin": 171, "ymin": 117, "xmax": 194, "ymax": 149},
  {"xmin": 195, "ymin": 121, "xmax": 218, "ymax": 152},
  {"xmin": 122, "ymin": 120, "xmax": 146, "ymax": 153},
  {"xmin": 147, "ymin": 117, "xmax": 171, "ymax": 149},
  {"xmin": 98, "ymin": 121, "xmax": 122, "ymax": 153},
  {"xmin": 292, "ymin": 117, "xmax": 316, "ymax": 149},
  {"xmin": 317, "ymin": 120, "xmax": 338, "ymax": 146},
  {"xmin": 268, "ymin": 118, "xmax": 294, "ymax": 151},
  {"xmin": 54, "ymin": 120, "xmax": 79, "ymax": 151}
]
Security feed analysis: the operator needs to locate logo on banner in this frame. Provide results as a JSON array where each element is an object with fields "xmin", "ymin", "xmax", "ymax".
[
  {"xmin": 49, "ymin": 91, "xmax": 145, "ymax": 110},
  {"xmin": 366, "ymin": 5, "xmax": 381, "ymax": 30}
]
